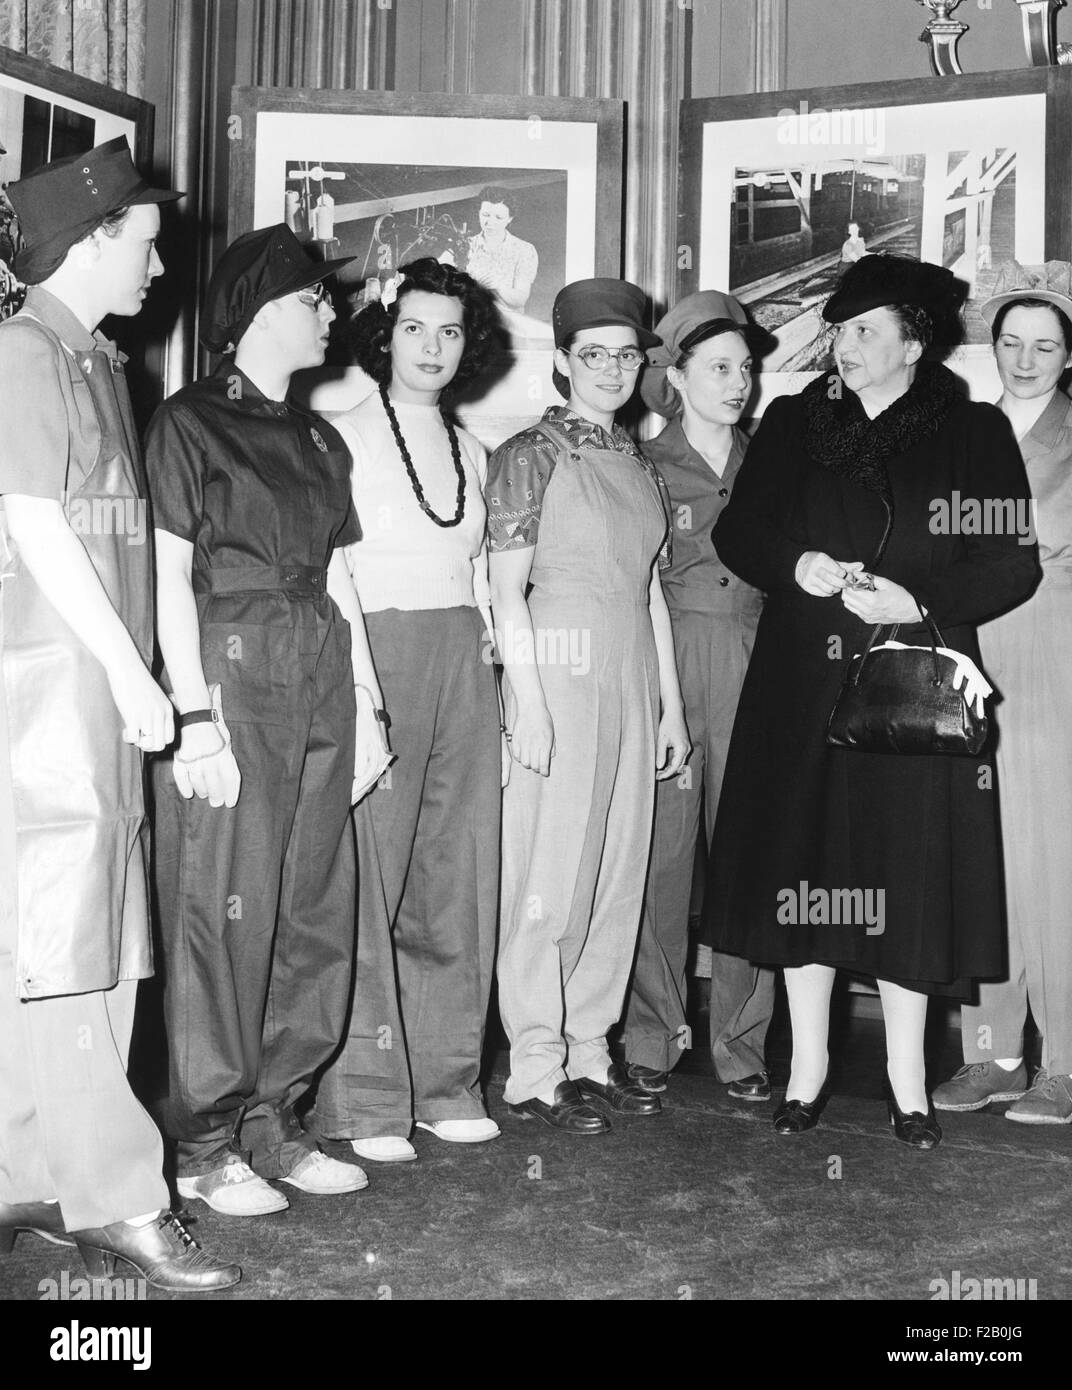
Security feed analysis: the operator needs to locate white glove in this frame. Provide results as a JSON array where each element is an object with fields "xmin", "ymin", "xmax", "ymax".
[
  {"xmin": 871, "ymin": 641, "xmax": 992, "ymax": 717},
  {"xmin": 172, "ymin": 682, "xmax": 242, "ymax": 808},
  {"xmin": 937, "ymin": 646, "xmax": 993, "ymax": 717}
]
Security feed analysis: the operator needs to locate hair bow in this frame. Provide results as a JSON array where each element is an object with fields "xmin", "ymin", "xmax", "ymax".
[{"xmin": 380, "ymin": 273, "xmax": 407, "ymax": 309}]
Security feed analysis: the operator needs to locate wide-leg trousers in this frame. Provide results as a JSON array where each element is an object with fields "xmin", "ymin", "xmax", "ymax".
[
  {"xmin": 963, "ymin": 580, "xmax": 1072, "ymax": 1076},
  {"xmin": 155, "ymin": 596, "xmax": 356, "ymax": 1179},
  {"xmin": 0, "ymin": 922, "xmax": 167, "ymax": 1229},
  {"xmin": 313, "ymin": 607, "xmax": 500, "ymax": 1138},
  {"xmin": 498, "ymin": 596, "xmax": 659, "ymax": 1104},
  {"xmin": 622, "ymin": 607, "xmax": 774, "ymax": 1080}
]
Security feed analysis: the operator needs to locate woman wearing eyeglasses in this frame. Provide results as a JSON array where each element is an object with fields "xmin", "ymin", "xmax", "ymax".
[
  {"xmin": 147, "ymin": 226, "xmax": 388, "ymax": 1215},
  {"xmin": 486, "ymin": 278, "xmax": 690, "ymax": 1133}
]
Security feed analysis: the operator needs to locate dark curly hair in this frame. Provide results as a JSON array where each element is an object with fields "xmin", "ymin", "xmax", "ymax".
[{"xmin": 346, "ymin": 257, "xmax": 504, "ymax": 395}]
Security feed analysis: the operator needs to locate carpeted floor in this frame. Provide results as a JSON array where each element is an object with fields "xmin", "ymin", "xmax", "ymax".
[{"xmin": 2, "ymin": 989, "xmax": 1069, "ymax": 1304}]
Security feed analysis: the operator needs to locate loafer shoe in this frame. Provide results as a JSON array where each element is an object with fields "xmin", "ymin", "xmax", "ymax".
[
  {"xmin": 932, "ymin": 1061, "xmax": 1028, "ymax": 1112},
  {"xmin": 0, "ymin": 1199, "xmax": 74, "ymax": 1253},
  {"xmin": 73, "ymin": 1211, "xmax": 241, "ymax": 1292},
  {"xmin": 280, "ymin": 1150, "xmax": 369, "ymax": 1194},
  {"xmin": 509, "ymin": 1080, "xmax": 610, "ymax": 1134},
  {"xmin": 727, "ymin": 1071, "xmax": 771, "ymax": 1102},
  {"xmin": 350, "ymin": 1136, "xmax": 419, "ymax": 1162},
  {"xmin": 177, "ymin": 1154, "xmax": 289, "ymax": 1216},
  {"xmin": 576, "ymin": 1063, "xmax": 661, "ymax": 1115},
  {"xmin": 415, "ymin": 1117, "xmax": 501, "ymax": 1143},
  {"xmin": 626, "ymin": 1063, "xmax": 669, "ymax": 1093},
  {"xmin": 773, "ymin": 1095, "xmax": 825, "ymax": 1133},
  {"xmin": 1005, "ymin": 1071, "xmax": 1072, "ymax": 1125}
]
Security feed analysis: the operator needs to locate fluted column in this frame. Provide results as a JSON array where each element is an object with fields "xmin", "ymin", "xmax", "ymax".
[
  {"xmin": 754, "ymin": 0, "xmax": 787, "ymax": 92},
  {"xmin": 158, "ymin": 0, "xmax": 206, "ymax": 399},
  {"xmin": 619, "ymin": 0, "xmax": 689, "ymax": 311},
  {"xmin": 249, "ymin": 0, "xmax": 395, "ymax": 89},
  {"xmin": 518, "ymin": 0, "xmax": 689, "ymax": 314}
]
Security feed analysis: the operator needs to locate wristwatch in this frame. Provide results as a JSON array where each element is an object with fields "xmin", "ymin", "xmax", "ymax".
[
  {"xmin": 178, "ymin": 706, "xmax": 220, "ymax": 728},
  {"xmin": 355, "ymin": 682, "xmax": 390, "ymax": 730}
]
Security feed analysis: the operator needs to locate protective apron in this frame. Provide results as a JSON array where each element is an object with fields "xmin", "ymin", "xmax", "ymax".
[{"xmin": 0, "ymin": 316, "xmax": 152, "ymax": 999}]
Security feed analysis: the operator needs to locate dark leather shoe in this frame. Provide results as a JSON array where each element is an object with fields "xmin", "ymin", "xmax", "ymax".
[
  {"xmin": 773, "ymin": 1095, "xmax": 825, "ymax": 1133},
  {"xmin": 0, "ymin": 1200, "xmax": 74, "ymax": 1253},
  {"xmin": 509, "ymin": 1081, "xmax": 610, "ymax": 1133},
  {"xmin": 577, "ymin": 1064, "xmax": 662, "ymax": 1115},
  {"xmin": 727, "ymin": 1071, "xmax": 772, "ymax": 1102},
  {"xmin": 73, "ymin": 1211, "xmax": 242, "ymax": 1291},
  {"xmin": 887, "ymin": 1086, "xmax": 942, "ymax": 1151},
  {"xmin": 626, "ymin": 1063, "xmax": 669, "ymax": 1094}
]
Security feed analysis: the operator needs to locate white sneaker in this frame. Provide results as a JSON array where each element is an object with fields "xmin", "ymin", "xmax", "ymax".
[
  {"xmin": 415, "ymin": 1117, "xmax": 502, "ymax": 1143},
  {"xmin": 350, "ymin": 1136, "xmax": 418, "ymax": 1163},
  {"xmin": 177, "ymin": 1155, "xmax": 289, "ymax": 1217},
  {"xmin": 280, "ymin": 1150, "xmax": 369, "ymax": 1194}
]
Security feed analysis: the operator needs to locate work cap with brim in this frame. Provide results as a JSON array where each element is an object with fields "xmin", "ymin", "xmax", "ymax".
[
  {"xmin": 201, "ymin": 223, "xmax": 355, "ymax": 354},
  {"xmin": 641, "ymin": 288, "xmax": 774, "ymax": 416},
  {"xmin": 979, "ymin": 259, "xmax": 1072, "ymax": 327},
  {"xmin": 822, "ymin": 253, "xmax": 964, "ymax": 326},
  {"xmin": 552, "ymin": 278, "xmax": 660, "ymax": 351},
  {"xmin": 8, "ymin": 135, "xmax": 182, "ymax": 285},
  {"xmin": 551, "ymin": 277, "xmax": 660, "ymax": 398}
]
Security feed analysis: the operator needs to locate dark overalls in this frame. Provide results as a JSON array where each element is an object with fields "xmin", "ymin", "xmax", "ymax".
[{"xmin": 145, "ymin": 364, "xmax": 358, "ymax": 1180}]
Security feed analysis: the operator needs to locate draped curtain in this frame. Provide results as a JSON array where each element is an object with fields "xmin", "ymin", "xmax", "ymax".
[{"xmin": 0, "ymin": 0, "xmax": 146, "ymax": 96}]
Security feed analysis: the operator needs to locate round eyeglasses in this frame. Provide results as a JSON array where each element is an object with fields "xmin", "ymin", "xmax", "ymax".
[
  {"xmin": 297, "ymin": 284, "xmax": 333, "ymax": 310},
  {"xmin": 568, "ymin": 345, "xmax": 645, "ymax": 371}
]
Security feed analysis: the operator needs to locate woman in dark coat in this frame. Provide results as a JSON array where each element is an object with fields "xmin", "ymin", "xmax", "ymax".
[{"xmin": 705, "ymin": 254, "xmax": 1040, "ymax": 1148}]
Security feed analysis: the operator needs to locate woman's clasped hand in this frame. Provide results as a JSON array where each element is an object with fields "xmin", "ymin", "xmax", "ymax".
[
  {"xmin": 795, "ymin": 549, "xmax": 922, "ymax": 622},
  {"xmin": 171, "ymin": 685, "xmax": 241, "ymax": 809}
]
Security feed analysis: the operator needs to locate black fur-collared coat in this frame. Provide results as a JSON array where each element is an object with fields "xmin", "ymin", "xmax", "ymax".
[{"xmin": 705, "ymin": 363, "xmax": 1040, "ymax": 995}]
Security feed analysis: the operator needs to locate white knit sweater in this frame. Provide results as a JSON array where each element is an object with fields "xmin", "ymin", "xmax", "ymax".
[{"xmin": 336, "ymin": 392, "xmax": 490, "ymax": 614}]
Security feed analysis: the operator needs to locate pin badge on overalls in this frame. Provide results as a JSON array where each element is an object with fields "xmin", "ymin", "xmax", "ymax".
[{"xmin": 310, "ymin": 427, "xmax": 328, "ymax": 452}]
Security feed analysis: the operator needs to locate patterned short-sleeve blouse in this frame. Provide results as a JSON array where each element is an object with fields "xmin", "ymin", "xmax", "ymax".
[{"xmin": 484, "ymin": 405, "xmax": 671, "ymax": 568}]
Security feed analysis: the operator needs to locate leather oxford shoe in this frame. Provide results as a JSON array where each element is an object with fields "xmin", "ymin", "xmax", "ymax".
[
  {"xmin": 73, "ymin": 1211, "xmax": 242, "ymax": 1292},
  {"xmin": 727, "ymin": 1071, "xmax": 772, "ymax": 1102},
  {"xmin": 509, "ymin": 1081, "xmax": 610, "ymax": 1134},
  {"xmin": 577, "ymin": 1064, "xmax": 662, "ymax": 1115},
  {"xmin": 626, "ymin": 1063, "xmax": 670, "ymax": 1093},
  {"xmin": 0, "ymin": 1200, "xmax": 74, "ymax": 1254},
  {"xmin": 772, "ymin": 1095, "xmax": 825, "ymax": 1134}
]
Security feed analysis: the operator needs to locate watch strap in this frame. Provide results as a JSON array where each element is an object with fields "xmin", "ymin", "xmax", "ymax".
[{"xmin": 178, "ymin": 707, "xmax": 219, "ymax": 728}]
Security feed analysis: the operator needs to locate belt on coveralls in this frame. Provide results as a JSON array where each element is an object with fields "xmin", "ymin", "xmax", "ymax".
[{"xmin": 193, "ymin": 564, "xmax": 328, "ymax": 596}]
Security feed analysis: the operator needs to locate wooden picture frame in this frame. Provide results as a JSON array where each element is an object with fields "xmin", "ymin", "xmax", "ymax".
[
  {"xmin": 678, "ymin": 67, "xmax": 1072, "ymax": 412},
  {"xmin": 227, "ymin": 87, "xmax": 625, "ymax": 448},
  {"xmin": 0, "ymin": 45, "xmax": 154, "ymax": 320}
]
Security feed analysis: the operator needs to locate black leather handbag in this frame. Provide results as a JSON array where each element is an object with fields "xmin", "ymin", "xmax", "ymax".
[{"xmin": 826, "ymin": 616, "xmax": 989, "ymax": 756}]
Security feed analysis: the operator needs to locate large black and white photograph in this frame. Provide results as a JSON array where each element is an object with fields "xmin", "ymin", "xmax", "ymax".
[
  {"xmin": 229, "ymin": 89, "xmax": 623, "ymax": 448},
  {"xmin": 277, "ymin": 160, "xmax": 565, "ymax": 332},
  {"xmin": 680, "ymin": 70, "xmax": 1069, "ymax": 410},
  {"xmin": 1, "ymin": 0, "xmax": 1070, "ymax": 1346}
]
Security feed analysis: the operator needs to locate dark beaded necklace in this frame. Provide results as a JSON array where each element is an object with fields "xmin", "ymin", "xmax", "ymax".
[{"xmin": 379, "ymin": 384, "xmax": 466, "ymax": 529}]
